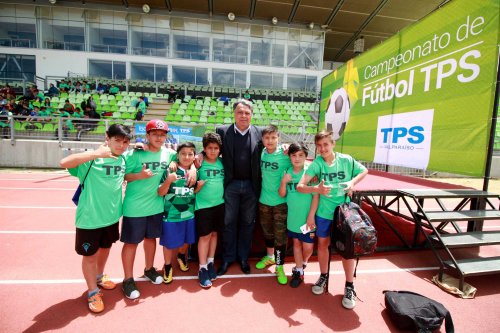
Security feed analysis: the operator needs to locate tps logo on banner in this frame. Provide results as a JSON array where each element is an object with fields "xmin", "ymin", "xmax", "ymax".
[{"xmin": 373, "ymin": 109, "xmax": 434, "ymax": 169}]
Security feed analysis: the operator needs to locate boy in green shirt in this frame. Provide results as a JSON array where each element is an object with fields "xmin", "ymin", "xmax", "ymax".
[
  {"xmin": 121, "ymin": 119, "xmax": 176, "ymax": 299},
  {"xmin": 158, "ymin": 142, "xmax": 197, "ymax": 284},
  {"xmin": 59, "ymin": 124, "xmax": 132, "ymax": 314},
  {"xmin": 279, "ymin": 142, "xmax": 319, "ymax": 288},
  {"xmin": 297, "ymin": 130, "xmax": 368, "ymax": 310},
  {"xmin": 194, "ymin": 133, "xmax": 225, "ymax": 288},
  {"xmin": 255, "ymin": 125, "xmax": 292, "ymax": 284}
]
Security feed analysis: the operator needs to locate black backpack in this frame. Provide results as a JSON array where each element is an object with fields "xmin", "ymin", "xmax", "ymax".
[
  {"xmin": 384, "ymin": 290, "xmax": 454, "ymax": 333},
  {"xmin": 332, "ymin": 201, "xmax": 378, "ymax": 259}
]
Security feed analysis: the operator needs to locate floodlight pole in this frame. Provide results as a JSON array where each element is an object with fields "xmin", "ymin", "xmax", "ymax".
[{"xmin": 483, "ymin": 51, "xmax": 500, "ymax": 192}]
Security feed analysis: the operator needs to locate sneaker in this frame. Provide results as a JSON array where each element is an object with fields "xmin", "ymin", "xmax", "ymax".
[
  {"xmin": 342, "ymin": 286, "xmax": 357, "ymax": 309},
  {"xmin": 97, "ymin": 274, "xmax": 116, "ymax": 290},
  {"xmin": 312, "ymin": 274, "xmax": 328, "ymax": 295},
  {"xmin": 177, "ymin": 254, "xmax": 189, "ymax": 272},
  {"xmin": 198, "ymin": 268, "xmax": 212, "ymax": 289},
  {"xmin": 163, "ymin": 265, "xmax": 173, "ymax": 284},
  {"xmin": 144, "ymin": 267, "xmax": 163, "ymax": 284},
  {"xmin": 122, "ymin": 278, "xmax": 140, "ymax": 300},
  {"xmin": 88, "ymin": 291, "xmax": 104, "ymax": 313},
  {"xmin": 255, "ymin": 255, "xmax": 275, "ymax": 269},
  {"xmin": 207, "ymin": 262, "xmax": 217, "ymax": 281},
  {"xmin": 289, "ymin": 268, "xmax": 304, "ymax": 288},
  {"xmin": 276, "ymin": 265, "xmax": 287, "ymax": 285}
]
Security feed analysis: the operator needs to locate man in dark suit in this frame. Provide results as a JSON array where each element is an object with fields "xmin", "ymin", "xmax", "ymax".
[{"xmin": 216, "ymin": 99, "xmax": 263, "ymax": 275}]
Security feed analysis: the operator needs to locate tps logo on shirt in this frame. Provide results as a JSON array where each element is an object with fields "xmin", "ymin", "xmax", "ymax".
[
  {"xmin": 143, "ymin": 161, "xmax": 170, "ymax": 171},
  {"xmin": 321, "ymin": 172, "xmax": 346, "ymax": 182},
  {"xmin": 102, "ymin": 165, "xmax": 125, "ymax": 175},
  {"xmin": 172, "ymin": 187, "xmax": 194, "ymax": 196},
  {"xmin": 203, "ymin": 169, "xmax": 224, "ymax": 177},
  {"xmin": 261, "ymin": 161, "xmax": 279, "ymax": 170}
]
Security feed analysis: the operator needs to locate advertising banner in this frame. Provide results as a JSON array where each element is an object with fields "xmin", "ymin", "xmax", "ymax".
[{"xmin": 320, "ymin": 0, "xmax": 500, "ymax": 176}]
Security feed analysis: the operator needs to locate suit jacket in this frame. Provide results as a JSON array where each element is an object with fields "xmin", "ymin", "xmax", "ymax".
[{"xmin": 216, "ymin": 124, "xmax": 263, "ymax": 196}]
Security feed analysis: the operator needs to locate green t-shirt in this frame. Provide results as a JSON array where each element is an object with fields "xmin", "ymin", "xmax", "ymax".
[
  {"xmin": 285, "ymin": 166, "xmax": 314, "ymax": 233},
  {"xmin": 68, "ymin": 157, "xmax": 126, "ymax": 229},
  {"xmin": 259, "ymin": 147, "xmax": 292, "ymax": 206},
  {"xmin": 305, "ymin": 153, "xmax": 367, "ymax": 220},
  {"xmin": 123, "ymin": 146, "xmax": 177, "ymax": 217},
  {"xmin": 138, "ymin": 101, "xmax": 147, "ymax": 112},
  {"xmin": 38, "ymin": 110, "xmax": 51, "ymax": 117},
  {"xmin": 109, "ymin": 86, "xmax": 119, "ymax": 94},
  {"xmin": 161, "ymin": 167, "xmax": 195, "ymax": 222},
  {"xmin": 195, "ymin": 158, "xmax": 225, "ymax": 210}
]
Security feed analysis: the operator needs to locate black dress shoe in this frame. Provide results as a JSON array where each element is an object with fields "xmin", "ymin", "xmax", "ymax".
[
  {"xmin": 240, "ymin": 260, "xmax": 251, "ymax": 274},
  {"xmin": 217, "ymin": 261, "xmax": 231, "ymax": 276}
]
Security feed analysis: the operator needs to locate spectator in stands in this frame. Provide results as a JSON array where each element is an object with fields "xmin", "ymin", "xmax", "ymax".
[
  {"xmin": 1, "ymin": 84, "xmax": 16, "ymax": 100},
  {"xmin": 46, "ymin": 83, "xmax": 59, "ymax": 97},
  {"xmin": 243, "ymin": 90, "xmax": 252, "ymax": 101},
  {"xmin": 58, "ymin": 79, "xmax": 69, "ymax": 92},
  {"xmin": 0, "ymin": 105, "xmax": 12, "ymax": 138},
  {"xmin": 13, "ymin": 100, "xmax": 30, "ymax": 117},
  {"xmin": 38, "ymin": 106, "xmax": 52, "ymax": 122},
  {"xmin": 35, "ymin": 88, "xmax": 44, "ymax": 103},
  {"xmin": 137, "ymin": 96, "xmax": 147, "ymax": 114},
  {"xmin": 21, "ymin": 87, "xmax": 36, "ymax": 103},
  {"xmin": 0, "ymin": 93, "xmax": 7, "ymax": 107},
  {"xmin": 73, "ymin": 81, "xmax": 83, "ymax": 93},
  {"xmin": 67, "ymin": 80, "xmax": 74, "ymax": 92},
  {"xmin": 82, "ymin": 80, "xmax": 90, "ymax": 93},
  {"xmin": 215, "ymin": 99, "xmax": 264, "ymax": 276},
  {"xmin": 96, "ymin": 83, "xmax": 106, "ymax": 95},
  {"xmin": 59, "ymin": 123, "xmax": 132, "ymax": 313},
  {"xmin": 73, "ymin": 107, "xmax": 85, "ymax": 119},
  {"xmin": 167, "ymin": 86, "xmax": 177, "ymax": 103},
  {"xmin": 141, "ymin": 93, "xmax": 149, "ymax": 107},
  {"xmin": 87, "ymin": 96, "xmax": 97, "ymax": 111},
  {"xmin": 62, "ymin": 99, "xmax": 75, "ymax": 113},
  {"xmin": 80, "ymin": 96, "xmax": 96, "ymax": 113},
  {"xmin": 26, "ymin": 105, "xmax": 39, "ymax": 123},
  {"xmin": 43, "ymin": 97, "xmax": 52, "ymax": 109},
  {"xmin": 109, "ymin": 83, "xmax": 119, "ymax": 96}
]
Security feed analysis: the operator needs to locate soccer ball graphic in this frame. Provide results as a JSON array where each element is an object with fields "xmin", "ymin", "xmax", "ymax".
[{"xmin": 325, "ymin": 87, "xmax": 351, "ymax": 140}]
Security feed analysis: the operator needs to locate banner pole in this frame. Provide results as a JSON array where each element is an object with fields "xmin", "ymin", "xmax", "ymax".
[{"xmin": 483, "ymin": 51, "xmax": 500, "ymax": 192}]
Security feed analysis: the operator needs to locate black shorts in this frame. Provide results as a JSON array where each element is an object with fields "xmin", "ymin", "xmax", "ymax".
[
  {"xmin": 120, "ymin": 213, "xmax": 163, "ymax": 244},
  {"xmin": 195, "ymin": 203, "xmax": 224, "ymax": 237},
  {"xmin": 75, "ymin": 222, "xmax": 119, "ymax": 256}
]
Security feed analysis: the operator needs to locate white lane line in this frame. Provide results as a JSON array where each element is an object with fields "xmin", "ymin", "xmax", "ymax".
[
  {"xmin": 0, "ymin": 178, "xmax": 75, "ymax": 182},
  {"xmin": 0, "ymin": 231, "xmax": 74, "ymax": 234},
  {"xmin": 0, "ymin": 187, "xmax": 74, "ymax": 191},
  {"xmin": 0, "ymin": 206, "xmax": 75, "ymax": 209},
  {"xmin": 0, "ymin": 266, "xmax": 439, "ymax": 284}
]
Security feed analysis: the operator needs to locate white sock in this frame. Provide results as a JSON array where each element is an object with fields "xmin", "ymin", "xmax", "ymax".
[
  {"xmin": 268, "ymin": 254, "xmax": 275, "ymax": 260},
  {"xmin": 296, "ymin": 267, "xmax": 304, "ymax": 275},
  {"xmin": 199, "ymin": 264, "xmax": 208, "ymax": 270},
  {"xmin": 207, "ymin": 257, "xmax": 214, "ymax": 264}
]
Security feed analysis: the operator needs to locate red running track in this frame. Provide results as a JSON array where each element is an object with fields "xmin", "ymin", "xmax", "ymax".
[{"xmin": 1, "ymin": 170, "xmax": 500, "ymax": 333}]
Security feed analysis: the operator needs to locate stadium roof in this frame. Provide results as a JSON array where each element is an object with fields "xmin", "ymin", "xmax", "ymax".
[{"xmin": 35, "ymin": 0, "xmax": 450, "ymax": 63}]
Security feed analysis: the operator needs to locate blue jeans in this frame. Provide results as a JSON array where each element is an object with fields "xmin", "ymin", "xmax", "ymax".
[{"xmin": 222, "ymin": 179, "xmax": 257, "ymax": 263}]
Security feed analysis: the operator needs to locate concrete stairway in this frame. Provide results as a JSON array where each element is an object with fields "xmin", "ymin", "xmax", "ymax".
[{"xmin": 144, "ymin": 98, "xmax": 171, "ymax": 121}]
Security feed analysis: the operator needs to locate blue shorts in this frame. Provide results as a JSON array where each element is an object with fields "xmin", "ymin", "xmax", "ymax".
[
  {"xmin": 160, "ymin": 218, "xmax": 196, "ymax": 249},
  {"xmin": 120, "ymin": 213, "xmax": 163, "ymax": 244},
  {"xmin": 287, "ymin": 230, "xmax": 315, "ymax": 244},
  {"xmin": 315, "ymin": 215, "xmax": 332, "ymax": 238}
]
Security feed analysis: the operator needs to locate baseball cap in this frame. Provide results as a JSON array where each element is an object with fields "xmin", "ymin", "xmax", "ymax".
[{"xmin": 146, "ymin": 119, "xmax": 169, "ymax": 133}]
